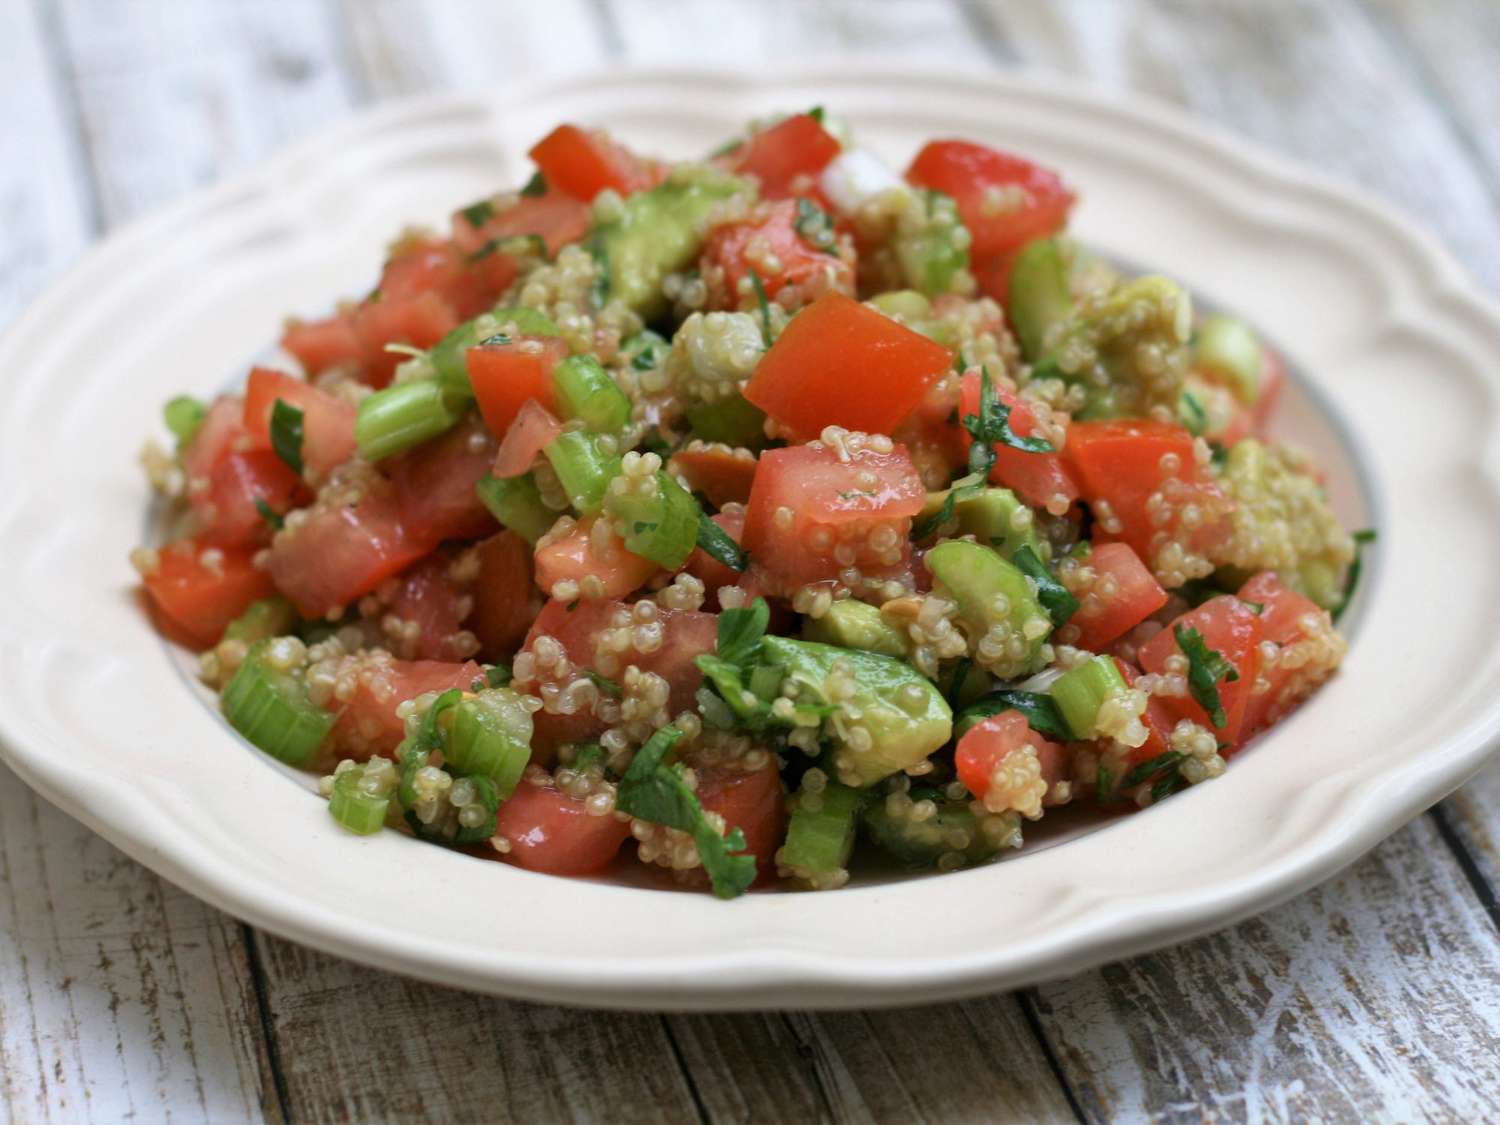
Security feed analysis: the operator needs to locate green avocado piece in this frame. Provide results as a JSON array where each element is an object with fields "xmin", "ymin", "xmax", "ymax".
[
  {"xmin": 1007, "ymin": 237, "xmax": 1074, "ymax": 362},
  {"xmin": 953, "ymin": 487, "xmax": 1045, "ymax": 561},
  {"xmin": 760, "ymin": 637, "xmax": 951, "ymax": 788},
  {"xmin": 862, "ymin": 793, "xmax": 1020, "ymax": 869},
  {"xmin": 1192, "ymin": 313, "xmax": 1263, "ymax": 406},
  {"xmin": 590, "ymin": 170, "xmax": 749, "ymax": 317},
  {"xmin": 802, "ymin": 600, "xmax": 910, "ymax": 658},
  {"xmin": 926, "ymin": 540, "xmax": 1050, "ymax": 678}
]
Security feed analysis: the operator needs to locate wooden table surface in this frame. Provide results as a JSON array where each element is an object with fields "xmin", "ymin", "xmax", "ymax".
[{"xmin": 4, "ymin": 1, "xmax": 1500, "ymax": 1121}]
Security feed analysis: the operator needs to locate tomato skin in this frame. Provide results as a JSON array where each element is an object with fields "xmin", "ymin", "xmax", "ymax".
[
  {"xmin": 742, "ymin": 441, "xmax": 924, "ymax": 594},
  {"xmin": 389, "ymin": 415, "xmax": 499, "ymax": 543},
  {"xmin": 142, "ymin": 537, "xmax": 277, "ymax": 649},
  {"xmin": 281, "ymin": 312, "xmax": 360, "ymax": 376},
  {"xmin": 353, "ymin": 291, "xmax": 459, "ymax": 389},
  {"xmin": 242, "ymin": 367, "xmax": 358, "ymax": 477},
  {"xmin": 731, "ymin": 113, "xmax": 842, "ymax": 200},
  {"xmin": 383, "ymin": 553, "xmax": 472, "ymax": 662},
  {"xmin": 956, "ymin": 372, "xmax": 1079, "ymax": 510},
  {"xmin": 451, "ymin": 189, "xmax": 592, "ymax": 260},
  {"xmin": 1067, "ymin": 543, "xmax": 1168, "ymax": 651},
  {"xmin": 182, "ymin": 396, "xmax": 248, "ymax": 488},
  {"xmin": 528, "ymin": 124, "xmax": 659, "ymax": 201},
  {"xmin": 267, "ymin": 481, "xmax": 433, "ymax": 619},
  {"xmin": 203, "ymin": 450, "xmax": 306, "ymax": 547},
  {"xmin": 491, "ymin": 399, "xmax": 563, "ymax": 480},
  {"xmin": 1236, "ymin": 571, "xmax": 1336, "ymax": 737},
  {"xmin": 955, "ymin": 710, "xmax": 1068, "ymax": 807},
  {"xmin": 669, "ymin": 447, "xmax": 758, "ymax": 508},
  {"xmin": 494, "ymin": 781, "xmax": 633, "ymax": 875},
  {"xmin": 470, "ymin": 531, "xmax": 539, "ymax": 659},
  {"xmin": 467, "ymin": 335, "xmax": 567, "ymax": 439},
  {"xmin": 686, "ymin": 763, "xmax": 786, "ymax": 886},
  {"xmin": 905, "ymin": 140, "xmax": 1074, "ymax": 261},
  {"xmin": 533, "ymin": 516, "xmax": 658, "ymax": 601},
  {"xmin": 700, "ymin": 198, "xmax": 853, "ymax": 309},
  {"xmin": 1139, "ymin": 596, "xmax": 1265, "ymax": 747},
  {"xmin": 1064, "ymin": 420, "xmax": 1230, "ymax": 571},
  {"xmin": 743, "ymin": 293, "xmax": 953, "ymax": 439},
  {"xmin": 326, "ymin": 659, "xmax": 483, "ymax": 760}
]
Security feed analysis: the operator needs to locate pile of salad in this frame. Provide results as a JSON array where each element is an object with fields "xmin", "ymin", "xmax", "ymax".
[{"xmin": 133, "ymin": 111, "xmax": 1367, "ymax": 897}]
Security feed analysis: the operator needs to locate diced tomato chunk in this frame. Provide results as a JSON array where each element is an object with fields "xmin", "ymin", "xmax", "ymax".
[
  {"xmin": 326, "ymin": 659, "xmax": 483, "ymax": 760},
  {"xmin": 527, "ymin": 124, "xmax": 659, "ymax": 202},
  {"xmin": 470, "ymin": 531, "xmax": 538, "ymax": 660},
  {"xmin": 491, "ymin": 399, "xmax": 563, "ymax": 480},
  {"xmin": 684, "ymin": 763, "xmax": 786, "ymax": 886},
  {"xmin": 669, "ymin": 446, "xmax": 758, "ymax": 508},
  {"xmin": 1064, "ymin": 420, "xmax": 1232, "ymax": 578},
  {"xmin": 353, "ymin": 291, "xmax": 459, "ymax": 389},
  {"xmin": 1253, "ymin": 347, "xmax": 1287, "ymax": 435},
  {"xmin": 1066, "ymin": 543, "xmax": 1168, "ymax": 651},
  {"xmin": 1139, "ymin": 596, "xmax": 1265, "ymax": 747},
  {"xmin": 383, "ymin": 552, "xmax": 473, "ymax": 662},
  {"xmin": 181, "ymin": 396, "xmax": 247, "ymax": 487},
  {"xmin": 742, "ymin": 441, "xmax": 923, "ymax": 595},
  {"xmin": 242, "ymin": 367, "xmax": 358, "ymax": 476},
  {"xmin": 957, "ymin": 372, "xmax": 1079, "ymax": 511},
  {"xmin": 467, "ymin": 335, "xmax": 567, "ymax": 439},
  {"xmin": 1111, "ymin": 657, "xmax": 1179, "ymax": 780},
  {"xmin": 744, "ymin": 293, "xmax": 952, "ymax": 439},
  {"xmin": 533, "ymin": 515, "xmax": 657, "ymax": 601},
  {"xmin": 203, "ymin": 450, "xmax": 306, "ymax": 548},
  {"xmin": 701, "ymin": 198, "xmax": 853, "ymax": 309},
  {"xmin": 905, "ymin": 140, "xmax": 1074, "ymax": 261},
  {"xmin": 955, "ymin": 710, "xmax": 1069, "ymax": 810},
  {"xmin": 494, "ymin": 781, "xmax": 633, "ymax": 875},
  {"xmin": 731, "ymin": 113, "xmax": 842, "ymax": 200},
  {"xmin": 450, "ymin": 190, "xmax": 592, "ymax": 260},
  {"xmin": 267, "ymin": 478, "xmax": 432, "ymax": 619},
  {"xmin": 281, "ymin": 312, "xmax": 360, "ymax": 376},
  {"xmin": 374, "ymin": 238, "xmax": 495, "ymax": 320},
  {"xmin": 141, "ymin": 537, "xmax": 277, "ymax": 649},
  {"xmin": 389, "ymin": 415, "xmax": 499, "ymax": 543},
  {"xmin": 1236, "ymin": 571, "xmax": 1343, "ymax": 737}
]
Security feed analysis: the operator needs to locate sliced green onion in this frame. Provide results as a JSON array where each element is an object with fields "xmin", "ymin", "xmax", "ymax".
[
  {"xmin": 443, "ymin": 690, "xmax": 533, "ymax": 800},
  {"xmin": 1051, "ymin": 654, "xmax": 1129, "ymax": 740},
  {"xmin": 780, "ymin": 780, "xmax": 863, "ymax": 877},
  {"xmin": 222, "ymin": 596, "xmax": 296, "ymax": 645},
  {"xmin": 221, "ymin": 641, "xmax": 335, "ymax": 766},
  {"xmin": 475, "ymin": 473, "xmax": 556, "ymax": 545},
  {"xmin": 163, "ymin": 395, "xmax": 207, "ymax": 447},
  {"xmin": 553, "ymin": 355, "xmax": 631, "ymax": 433},
  {"xmin": 451, "ymin": 775, "xmax": 501, "ymax": 845},
  {"xmin": 603, "ymin": 470, "xmax": 700, "ymax": 569},
  {"xmin": 355, "ymin": 380, "xmax": 466, "ymax": 461},
  {"xmin": 543, "ymin": 431, "xmax": 618, "ymax": 514},
  {"xmin": 328, "ymin": 759, "xmax": 397, "ymax": 835}
]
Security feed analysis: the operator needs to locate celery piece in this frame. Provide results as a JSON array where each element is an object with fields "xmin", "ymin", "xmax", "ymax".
[
  {"xmin": 553, "ymin": 354, "xmax": 631, "ymax": 433},
  {"xmin": 355, "ymin": 380, "xmax": 466, "ymax": 461},
  {"xmin": 222, "ymin": 597, "xmax": 297, "ymax": 645},
  {"xmin": 684, "ymin": 394, "xmax": 766, "ymax": 449},
  {"xmin": 603, "ymin": 469, "xmax": 700, "ymax": 569},
  {"xmin": 1051, "ymin": 654, "xmax": 1129, "ymax": 740},
  {"xmin": 163, "ymin": 395, "xmax": 207, "ymax": 447},
  {"xmin": 444, "ymin": 690, "xmax": 533, "ymax": 800},
  {"xmin": 475, "ymin": 473, "xmax": 555, "ymax": 545},
  {"xmin": 221, "ymin": 641, "xmax": 335, "ymax": 766},
  {"xmin": 328, "ymin": 760, "xmax": 397, "ymax": 835},
  {"xmin": 543, "ymin": 431, "xmax": 619, "ymax": 514},
  {"xmin": 1006, "ymin": 238, "xmax": 1074, "ymax": 362},
  {"xmin": 780, "ymin": 781, "xmax": 863, "ymax": 877}
]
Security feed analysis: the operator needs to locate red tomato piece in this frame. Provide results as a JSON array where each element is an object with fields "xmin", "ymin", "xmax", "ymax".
[
  {"xmin": 1253, "ymin": 347, "xmax": 1287, "ymax": 436},
  {"xmin": 731, "ymin": 113, "xmax": 841, "ymax": 199},
  {"xmin": 141, "ymin": 537, "xmax": 277, "ymax": 649},
  {"xmin": 700, "ymin": 198, "xmax": 853, "ymax": 309},
  {"xmin": 1236, "ymin": 571, "xmax": 1341, "ymax": 737},
  {"xmin": 955, "ymin": 710, "xmax": 1068, "ymax": 811},
  {"xmin": 281, "ymin": 312, "xmax": 360, "ymax": 376},
  {"xmin": 1138, "ymin": 596, "xmax": 1265, "ymax": 747},
  {"xmin": 533, "ymin": 515, "xmax": 658, "ymax": 601},
  {"xmin": 267, "ymin": 478, "xmax": 433, "ymax": 619},
  {"xmin": 957, "ymin": 372, "xmax": 1080, "ymax": 511},
  {"xmin": 494, "ymin": 781, "xmax": 633, "ymax": 875},
  {"xmin": 669, "ymin": 446, "xmax": 759, "ymax": 508},
  {"xmin": 528, "ymin": 124, "xmax": 659, "ymax": 201},
  {"xmin": 905, "ymin": 140, "xmax": 1074, "ymax": 260},
  {"xmin": 389, "ymin": 415, "xmax": 499, "ymax": 543},
  {"xmin": 203, "ymin": 450, "xmax": 306, "ymax": 548},
  {"xmin": 467, "ymin": 335, "xmax": 567, "ymax": 439},
  {"xmin": 375, "ymin": 238, "xmax": 495, "ymax": 320},
  {"xmin": 242, "ymin": 367, "xmax": 358, "ymax": 477},
  {"xmin": 743, "ymin": 293, "xmax": 952, "ymax": 439},
  {"xmin": 325, "ymin": 659, "xmax": 483, "ymax": 760},
  {"xmin": 383, "ymin": 553, "xmax": 472, "ymax": 662},
  {"xmin": 742, "ymin": 440, "xmax": 923, "ymax": 595},
  {"xmin": 181, "ymin": 395, "xmax": 247, "ymax": 488},
  {"xmin": 1066, "ymin": 542, "xmax": 1168, "ymax": 651},
  {"xmin": 491, "ymin": 399, "xmax": 564, "ymax": 479},
  {"xmin": 1111, "ymin": 657, "xmax": 1180, "ymax": 781},
  {"xmin": 450, "ymin": 190, "xmax": 592, "ymax": 260},
  {"xmin": 470, "ymin": 531, "xmax": 539, "ymax": 660},
  {"xmin": 1064, "ymin": 420, "xmax": 1232, "ymax": 578},
  {"xmin": 353, "ymin": 291, "xmax": 459, "ymax": 389},
  {"xmin": 687, "ymin": 762, "xmax": 786, "ymax": 886}
]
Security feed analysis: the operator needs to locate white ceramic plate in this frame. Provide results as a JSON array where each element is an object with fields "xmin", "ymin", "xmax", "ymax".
[{"xmin": 4, "ymin": 64, "xmax": 1500, "ymax": 1011}]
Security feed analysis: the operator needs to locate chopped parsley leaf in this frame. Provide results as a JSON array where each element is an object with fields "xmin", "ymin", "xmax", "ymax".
[
  {"xmin": 696, "ymin": 512, "xmax": 749, "ymax": 572},
  {"xmin": 747, "ymin": 267, "xmax": 773, "ymax": 347},
  {"xmin": 793, "ymin": 198, "xmax": 836, "ymax": 252},
  {"xmin": 460, "ymin": 199, "xmax": 495, "ymax": 229},
  {"xmin": 1012, "ymin": 545, "xmax": 1079, "ymax": 627},
  {"xmin": 1332, "ymin": 528, "xmax": 1376, "ymax": 625},
  {"xmin": 586, "ymin": 671, "xmax": 623, "ymax": 698},
  {"xmin": 254, "ymin": 499, "xmax": 284, "ymax": 530},
  {"xmin": 957, "ymin": 690, "xmax": 1070, "ymax": 741},
  {"xmin": 962, "ymin": 366, "xmax": 1053, "ymax": 479},
  {"xmin": 520, "ymin": 170, "xmax": 547, "ymax": 197},
  {"xmin": 270, "ymin": 400, "xmax": 305, "ymax": 477},
  {"xmin": 469, "ymin": 233, "xmax": 548, "ymax": 263},
  {"xmin": 1174, "ymin": 625, "xmax": 1239, "ymax": 729}
]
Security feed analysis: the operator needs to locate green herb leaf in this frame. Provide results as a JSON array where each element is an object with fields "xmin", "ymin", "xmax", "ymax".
[
  {"xmin": 617, "ymin": 726, "xmax": 758, "ymax": 899},
  {"xmin": 413, "ymin": 688, "xmax": 464, "ymax": 753},
  {"xmin": 520, "ymin": 170, "xmax": 547, "ymax": 197},
  {"xmin": 1174, "ymin": 625, "xmax": 1239, "ymax": 729},
  {"xmin": 716, "ymin": 597, "xmax": 770, "ymax": 667},
  {"xmin": 807, "ymin": 105, "xmax": 825, "ymax": 124},
  {"xmin": 1180, "ymin": 390, "xmax": 1208, "ymax": 436},
  {"xmin": 1096, "ymin": 764, "xmax": 1114, "ymax": 798},
  {"xmin": 1012, "ymin": 545, "xmax": 1079, "ymax": 627},
  {"xmin": 586, "ymin": 670, "xmax": 622, "ymax": 698},
  {"xmin": 909, "ymin": 491, "xmax": 960, "ymax": 542},
  {"xmin": 942, "ymin": 657, "xmax": 974, "ymax": 704},
  {"xmin": 460, "ymin": 199, "xmax": 495, "ymax": 229},
  {"xmin": 957, "ymin": 690, "xmax": 1070, "ymax": 741},
  {"xmin": 1332, "ymin": 528, "xmax": 1377, "ymax": 625},
  {"xmin": 270, "ymin": 400, "xmax": 305, "ymax": 477},
  {"xmin": 479, "ymin": 333, "xmax": 512, "ymax": 348},
  {"xmin": 571, "ymin": 743, "xmax": 607, "ymax": 773},
  {"xmin": 254, "ymin": 499, "xmax": 285, "ymax": 530},
  {"xmin": 747, "ymin": 267, "xmax": 773, "ymax": 347},
  {"xmin": 793, "ymin": 197, "xmax": 836, "ymax": 252},
  {"xmin": 961, "ymin": 367, "xmax": 1053, "ymax": 479},
  {"xmin": 589, "ymin": 238, "xmax": 611, "ymax": 309},
  {"xmin": 1208, "ymin": 440, "xmax": 1229, "ymax": 471},
  {"xmin": 697, "ymin": 512, "xmax": 749, "ymax": 572},
  {"xmin": 484, "ymin": 664, "xmax": 512, "ymax": 688},
  {"xmin": 1122, "ymin": 750, "xmax": 1185, "ymax": 788}
]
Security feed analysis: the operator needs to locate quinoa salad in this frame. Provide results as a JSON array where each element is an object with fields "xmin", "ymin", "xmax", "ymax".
[{"xmin": 133, "ymin": 112, "xmax": 1368, "ymax": 897}]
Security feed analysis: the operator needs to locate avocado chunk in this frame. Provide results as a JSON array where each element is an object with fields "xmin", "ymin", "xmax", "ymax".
[
  {"xmin": 779, "ymin": 778, "xmax": 865, "ymax": 886},
  {"xmin": 954, "ymin": 487, "xmax": 1045, "ymax": 561},
  {"xmin": 1192, "ymin": 313, "xmax": 1263, "ymax": 406},
  {"xmin": 926, "ymin": 539, "xmax": 1050, "ymax": 678},
  {"xmin": 760, "ymin": 637, "xmax": 951, "ymax": 788},
  {"xmin": 1007, "ymin": 237, "xmax": 1074, "ymax": 362},
  {"xmin": 802, "ymin": 600, "xmax": 910, "ymax": 658},
  {"xmin": 590, "ymin": 169, "xmax": 750, "ymax": 317},
  {"xmin": 863, "ymin": 789, "xmax": 1021, "ymax": 869}
]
